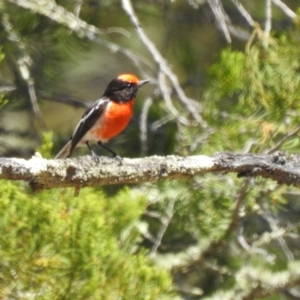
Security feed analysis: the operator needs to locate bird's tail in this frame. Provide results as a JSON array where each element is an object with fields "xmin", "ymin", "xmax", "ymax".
[{"xmin": 55, "ymin": 140, "xmax": 72, "ymax": 159}]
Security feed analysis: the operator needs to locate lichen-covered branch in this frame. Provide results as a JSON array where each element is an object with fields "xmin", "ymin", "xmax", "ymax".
[
  {"xmin": 203, "ymin": 261, "xmax": 300, "ymax": 300},
  {"xmin": 0, "ymin": 152, "xmax": 300, "ymax": 191}
]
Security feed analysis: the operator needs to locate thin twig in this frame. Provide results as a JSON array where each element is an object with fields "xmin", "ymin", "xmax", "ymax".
[
  {"xmin": 266, "ymin": 125, "xmax": 300, "ymax": 154},
  {"xmin": 189, "ymin": 127, "xmax": 214, "ymax": 152},
  {"xmin": 262, "ymin": 209, "xmax": 294, "ymax": 261},
  {"xmin": 121, "ymin": 0, "xmax": 205, "ymax": 126},
  {"xmin": 143, "ymin": 211, "xmax": 163, "ymax": 220},
  {"xmin": 99, "ymin": 39, "xmax": 155, "ymax": 72},
  {"xmin": 271, "ymin": 0, "xmax": 297, "ymax": 20},
  {"xmin": 70, "ymin": 0, "xmax": 83, "ymax": 34},
  {"xmin": 140, "ymin": 96, "xmax": 153, "ymax": 155},
  {"xmin": 151, "ymin": 114, "xmax": 175, "ymax": 132},
  {"xmin": 157, "ymin": 71, "xmax": 190, "ymax": 125},
  {"xmin": 227, "ymin": 24, "xmax": 252, "ymax": 41},
  {"xmin": 264, "ymin": 0, "xmax": 272, "ymax": 47},
  {"xmin": 149, "ymin": 200, "xmax": 175, "ymax": 259},
  {"xmin": 253, "ymin": 225, "xmax": 291, "ymax": 247},
  {"xmin": 230, "ymin": 0, "xmax": 256, "ymax": 27},
  {"xmin": 224, "ymin": 178, "xmax": 250, "ymax": 239},
  {"xmin": 1, "ymin": 11, "xmax": 47, "ymax": 130},
  {"xmin": 7, "ymin": 0, "xmax": 155, "ymax": 72},
  {"xmin": 207, "ymin": 0, "xmax": 231, "ymax": 43},
  {"xmin": 0, "ymin": 84, "xmax": 16, "ymax": 93},
  {"xmin": 8, "ymin": 0, "xmax": 129, "ymax": 37},
  {"xmin": 237, "ymin": 225, "xmax": 276, "ymax": 263},
  {"xmin": 73, "ymin": 0, "xmax": 83, "ymax": 19}
]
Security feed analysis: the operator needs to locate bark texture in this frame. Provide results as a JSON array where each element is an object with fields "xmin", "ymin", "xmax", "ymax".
[{"xmin": 0, "ymin": 152, "xmax": 299, "ymax": 191}]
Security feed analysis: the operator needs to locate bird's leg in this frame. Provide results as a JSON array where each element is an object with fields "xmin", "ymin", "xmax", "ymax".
[
  {"xmin": 86, "ymin": 141, "xmax": 100, "ymax": 163},
  {"xmin": 97, "ymin": 142, "xmax": 122, "ymax": 164},
  {"xmin": 97, "ymin": 142, "xmax": 118, "ymax": 156}
]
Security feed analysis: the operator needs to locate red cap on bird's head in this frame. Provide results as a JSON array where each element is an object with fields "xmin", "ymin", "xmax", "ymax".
[
  {"xmin": 103, "ymin": 73, "xmax": 149, "ymax": 102},
  {"xmin": 117, "ymin": 74, "xmax": 139, "ymax": 84},
  {"xmin": 117, "ymin": 73, "xmax": 150, "ymax": 87}
]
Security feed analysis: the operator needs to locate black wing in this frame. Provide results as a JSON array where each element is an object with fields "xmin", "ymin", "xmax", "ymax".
[{"xmin": 69, "ymin": 97, "xmax": 110, "ymax": 153}]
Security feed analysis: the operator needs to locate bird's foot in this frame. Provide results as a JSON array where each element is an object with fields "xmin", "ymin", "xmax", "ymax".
[
  {"xmin": 113, "ymin": 154, "xmax": 123, "ymax": 165},
  {"xmin": 90, "ymin": 151, "xmax": 100, "ymax": 164}
]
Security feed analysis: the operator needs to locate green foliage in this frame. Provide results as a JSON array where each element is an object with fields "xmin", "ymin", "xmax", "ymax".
[
  {"xmin": 36, "ymin": 131, "xmax": 54, "ymax": 159},
  {"xmin": 2, "ymin": 0, "xmax": 300, "ymax": 298},
  {"xmin": 141, "ymin": 27, "xmax": 300, "ymax": 299},
  {"xmin": 0, "ymin": 97, "xmax": 8, "ymax": 109},
  {"xmin": 0, "ymin": 182, "xmax": 173, "ymax": 299},
  {"xmin": 201, "ymin": 32, "xmax": 300, "ymax": 154},
  {"xmin": 0, "ymin": 50, "xmax": 8, "ymax": 110},
  {"xmin": 145, "ymin": 178, "xmax": 235, "ymax": 244},
  {"xmin": 206, "ymin": 35, "xmax": 300, "ymax": 119}
]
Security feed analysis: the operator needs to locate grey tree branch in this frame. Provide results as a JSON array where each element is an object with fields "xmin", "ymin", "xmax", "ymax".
[
  {"xmin": 266, "ymin": 125, "xmax": 300, "ymax": 154},
  {"xmin": 121, "ymin": 0, "xmax": 205, "ymax": 127},
  {"xmin": 271, "ymin": 0, "xmax": 297, "ymax": 20},
  {"xmin": 7, "ymin": 0, "xmax": 128, "ymax": 38},
  {"xmin": 207, "ymin": 0, "xmax": 231, "ymax": 43},
  {"xmin": 7, "ymin": 0, "xmax": 154, "ymax": 72},
  {"xmin": 230, "ymin": 0, "xmax": 255, "ymax": 27},
  {"xmin": 1, "ymin": 152, "xmax": 300, "ymax": 192},
  {"xmin": 139, "ymin": 96, "xmax": 153, "ymax": 155},
  {"xmin": 264, "ymin": 0, "xmax": 272, "ymax": 47},
  {"xmin": 203, "ymin": 261, "xmax": 300, "ymax": 300},
  {"xmin": 189, "ymin": 0, "xmax": 297, "ymax": 43},
  {"xmin": 149, "ymin": 200, "xmax": 175, "ymax": 259},
  {"xmin": 0, "ymin": 9, "xmax": 47, "ymax": 130}
]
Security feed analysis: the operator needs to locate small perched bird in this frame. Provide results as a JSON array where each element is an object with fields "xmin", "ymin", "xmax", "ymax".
[{"xmin": 55, "ymin": 74, "xmax": 149, "ymax": 160}]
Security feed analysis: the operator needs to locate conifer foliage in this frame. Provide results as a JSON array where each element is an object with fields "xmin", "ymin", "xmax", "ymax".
[{"xmin": 2, "ymin": 1, "xmax": 300, "ymax": 299}]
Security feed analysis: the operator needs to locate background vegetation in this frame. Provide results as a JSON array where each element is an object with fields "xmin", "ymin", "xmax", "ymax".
[{"xmin": 1, "ymin": 0, "xmax": 300, "ymax": 299}]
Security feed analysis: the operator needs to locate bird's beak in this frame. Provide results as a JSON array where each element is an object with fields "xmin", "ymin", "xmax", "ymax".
[{"xmin": 138, "ymin": 79, "xmax": 150, "ymax": 87}]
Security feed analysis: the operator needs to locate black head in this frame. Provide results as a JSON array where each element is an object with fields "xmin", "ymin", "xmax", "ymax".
[{"xmin": 103, "ymin": 74, "xmax": 149, "ymax": 102}]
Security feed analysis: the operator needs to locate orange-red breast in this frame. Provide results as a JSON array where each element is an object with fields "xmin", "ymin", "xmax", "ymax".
[{"xmin": 55, "ymin": 74, "xmax": 149, "ymax": 160}]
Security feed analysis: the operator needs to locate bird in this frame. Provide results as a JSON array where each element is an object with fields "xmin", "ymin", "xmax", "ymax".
[{"xmin": 54, "ymin": 73, "xmax": 149, "ymax": 161}]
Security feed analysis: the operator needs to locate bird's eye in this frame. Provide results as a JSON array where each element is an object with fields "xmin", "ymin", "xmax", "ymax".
[{"xmin": 127, "ymin": 83, "xmax": 133, "ymax": 88}]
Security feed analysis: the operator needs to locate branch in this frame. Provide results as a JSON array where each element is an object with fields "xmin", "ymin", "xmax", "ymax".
[
  {"xmin": 149, "ymin": 200, "xmax": 175, "ymax": 259},
  {"xmin": 266, "ymin": 125, "xmax": 300, "ymax": 154},
  {"xmin": 261, "ymin": 206, "xmax": 294, "ymax": 261},
  {"xmin": 121, "ymin": 0, "xmax": 206, "ymax": 127},
  {"xmin": 0, "ymin": 8, "xmax": 47, "ymax": 130},
  {"xmin": 203, "ymin": 261, "xmax": 300, "ymax": 300},
  {"xmin": 230, "ymin": 0, "xmax": 255, "ymax": 27},
  {"xmin": 139, "ymin": 96, "xmax": 153, "ymax": 155},
  {"xmin": 1, "ymin": 152, "xmax": 300, "ymax": 191},
  {"xmin": 7, "ymin": 0, "xmax": 154, "ymax": 71},
  {"xmin": 207, "ymin": 0, "xmax": 231, "ymax": 43},
  {"xmin": 0, "ymin": 84, "xmax": 16, "ymax": 93},
  {"xmin": 271, "ymin": 0, "xmax": 297, "ymax": 20},
  {"xmin": 7, "ymin": 0, "xmax": 128, "ymax": 38},
  {"xmin": 264, "ymin": 0, "xmax": 272, "ymax": 47}
]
